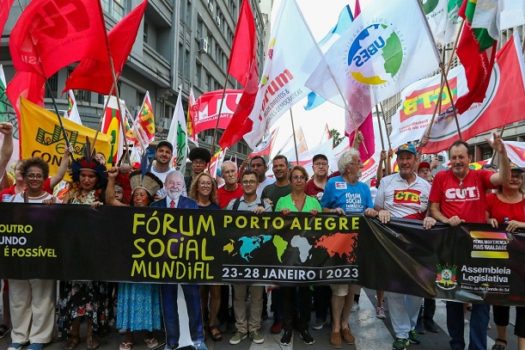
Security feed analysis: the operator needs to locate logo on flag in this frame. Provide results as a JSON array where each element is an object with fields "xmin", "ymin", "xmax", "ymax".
[{"xmin": 348, "ymin": 23, "xmax": 404, "ymax": 86}]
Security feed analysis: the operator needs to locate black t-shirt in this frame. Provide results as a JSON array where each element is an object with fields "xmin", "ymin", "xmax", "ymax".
[{"xmin": 261, "ymin": 183, "xmax": 291, "ymax": 212}]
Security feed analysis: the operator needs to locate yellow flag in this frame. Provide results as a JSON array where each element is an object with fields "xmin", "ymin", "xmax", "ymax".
[{"xmin": 20, "ymin": 98, "xmax": 111, "ymax": 176}]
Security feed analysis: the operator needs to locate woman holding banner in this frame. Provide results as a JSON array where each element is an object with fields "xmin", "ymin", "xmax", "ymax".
[
  {"xmin": 487, "ymin": 164, "xmax": 525, "ymax": 350},
  {"xmin": 58, "ymin": 156, "xmax": 111, "ymax": 350},
  {"xmin": 275, "ymin": 165, "xmax": 320, "ymax": 346},
  {"xmin": 189, "ymin": 172, "xmax": 223, "ymax": 341},
  {"xmin": 7, "ymin": 157, "xmax": 56, "ymax": 350},
  {"xmin": 106, "ymin": 167, "xmax": 164, "ymax": 350}
]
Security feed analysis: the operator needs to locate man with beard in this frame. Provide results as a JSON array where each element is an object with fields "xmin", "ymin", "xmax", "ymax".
[
  {"xmin": 374, "ymin": 143, "xmax": 436, "ymax": 350},
  {"xmin": 429, "ymin": 136, "xmax": 510, "ymax": 350},
  {"xmin": 151, "ymin": 141, "xmax": 174, "ymax": 198},
  {"xmin": 250, "ymin": 156, "xmax": 274, "ymax": 197},
  {"xmin": 151, "ymin": 171, "xmax": 206, "ymax": 350}
]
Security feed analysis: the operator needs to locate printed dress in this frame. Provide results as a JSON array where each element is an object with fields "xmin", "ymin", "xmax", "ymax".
[
  {"xmin": 116, "ymin": 283, "xmax": 161, "ymax": 331},
  {"xmin": 57, "ymin": 190, "xmax": 115, "ymax": 339}
]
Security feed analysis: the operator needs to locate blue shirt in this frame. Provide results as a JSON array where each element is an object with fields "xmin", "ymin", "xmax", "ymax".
[{"xmin": 320, "ymin": 176, "xmax": 373, "ymax": 214}]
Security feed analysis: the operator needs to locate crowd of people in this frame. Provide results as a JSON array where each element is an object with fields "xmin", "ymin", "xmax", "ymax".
[{"xmin": 0, "ymin": 119, "xmax": 524, "ymax": 350}]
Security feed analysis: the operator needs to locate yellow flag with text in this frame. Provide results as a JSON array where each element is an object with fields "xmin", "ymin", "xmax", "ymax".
[{"xmin": 19, "ymin": 98, "xmax": 111, "ymax": 176}]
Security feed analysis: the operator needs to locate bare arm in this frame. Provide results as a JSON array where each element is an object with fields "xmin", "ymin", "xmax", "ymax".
[
  {"xmin": 105, "ymin": 167, "xmax": 125, "ymax": 207},
  {"xmin": 430, "ymin": 202, "xmax": 463, "ymax": 226},
  {"xmin": 0, "ymin": 123, "xmax": 13, "ymax": 181},
  {"xmin": 50, "ymin": 147, "xmax": 71, "ymax": 188},
  {"xmin": 488, "ymin": 133, "xmax": 510, "ymax": 186}
]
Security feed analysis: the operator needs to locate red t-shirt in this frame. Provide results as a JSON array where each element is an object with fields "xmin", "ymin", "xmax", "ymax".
[
  {"xmin": 305, "ymin": 179, "xmax": 325, "ymax": 201},
  {"xmin": 486, "ymin": 193, "xmax": 525, "ymax": 223},
  {"xmin": 429, "ymin": 169, "xmax": 495, "ymax": 224},
  {"xmin": 217, "ymin": 185, "xmax": 243, "ymax": 209},
  {"xmin": 0, "ymin": 178, "xmax": 53, "ymax": 202}
]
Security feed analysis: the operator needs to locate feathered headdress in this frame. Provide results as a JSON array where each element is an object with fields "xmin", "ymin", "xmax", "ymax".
[
  {"xmin": 129, "ymin": 151, "xmax": 163, "ymax": 196},
  {"xmin": 70, "ymin": 136, "xmax": 107, "ymax": 188}
]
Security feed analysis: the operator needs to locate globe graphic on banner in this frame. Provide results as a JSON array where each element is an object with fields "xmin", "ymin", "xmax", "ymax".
[{"xmin": 347, "ymin": 23, "xmax": 403, "ymax": 86}]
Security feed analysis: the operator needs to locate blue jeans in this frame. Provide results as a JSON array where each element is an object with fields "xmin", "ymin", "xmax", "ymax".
[
  {"xmin": 446, "ymin": 301, "xmax": 489, "ymax": 350},
  {"xmin": 161, "ymin": 284, "xmax": 204, "ymax": 348}
]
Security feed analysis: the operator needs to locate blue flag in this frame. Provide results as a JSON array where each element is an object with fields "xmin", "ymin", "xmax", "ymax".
[{"xmin": 304, "ymin": 5, "xmax": 353, "ymax": 111}]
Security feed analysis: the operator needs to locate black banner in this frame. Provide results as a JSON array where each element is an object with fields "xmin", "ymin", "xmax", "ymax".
[{"xmin": 1, "ymin": 203, "xmax": 524, "ymax": 305}]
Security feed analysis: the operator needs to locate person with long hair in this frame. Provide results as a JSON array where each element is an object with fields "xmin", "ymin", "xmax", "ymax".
[
  {"xmin": 275, "ymin": 165, "xmax": 320, "ymax": 346},
  {"xmin": 487, "ymin": 165, "xmax": 525, "ymax": 350},
  {"xmin": 189, "ymin": 172, "xmax": 222, "ymax": 341},
  {"xmin": 58, "ymin": 156, "xmax": 111, "ymax": 350},
  {"xmin": 106, "ymin": 167, "xmax": 164, "ymax": 350}
]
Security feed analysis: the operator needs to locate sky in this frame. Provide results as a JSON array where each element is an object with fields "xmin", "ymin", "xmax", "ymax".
[{"xmin": 267, "ymin": 0, "xmax": 359, "ymax": 154}]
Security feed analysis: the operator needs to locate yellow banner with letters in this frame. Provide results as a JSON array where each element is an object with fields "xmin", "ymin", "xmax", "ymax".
[{"xmin": 19, "ymin": 98, "xmax": 111, "ymax": 176}]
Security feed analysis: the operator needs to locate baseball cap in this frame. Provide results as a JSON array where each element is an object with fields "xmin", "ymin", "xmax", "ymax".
[
  {"xmin": 418, "ymin": 161, "xmax": 430, "ymax": 170},
  {"xmin": 156, "ymin": 140, "xmax": 173, "ymax": 152},
  {"xmin": 396, "ymin": 143, "xmax": 417, "ymax": 155}
]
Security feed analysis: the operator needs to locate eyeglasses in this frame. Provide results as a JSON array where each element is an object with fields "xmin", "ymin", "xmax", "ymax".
[
  {"xmin": 292, "ymin": 175, "xmax": 306, "ymax": 181},
  {"xmin": 242, "ymin": 180, "xmax": 257, "ymax": 185},
  {"xmin": 25, "ymin": 173, "xmax": 43, "ymax": 180}
]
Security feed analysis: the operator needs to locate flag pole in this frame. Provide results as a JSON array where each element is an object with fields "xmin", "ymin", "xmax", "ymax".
[
  {"xmin": 374, "ymin": 105, "xmax": 385, "ymax": 151},
  {"xmin": 293, "ymin": 0, "xmax": 364, "ymax": 144},
  {"xmin": 378, "ymin": 102, "xmax": 391, "ymax": 150},
  {"xmin": 96, "ymin": 0, "xmax": 130, "ymax": 166},
  {"xmin": 210, "ymin": 75, "xmax": 231, "ymax": 157},
  {"xmin": 417, "ymin": 0, "xmax": 465, "ymax": 144},
  {"xmin": 289, "ymin": 108, "xmax": 300, "ymax": 165}
]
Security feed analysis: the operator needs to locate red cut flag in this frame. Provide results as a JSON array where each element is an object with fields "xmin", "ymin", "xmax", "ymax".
[
  {"xmin": 6, "ymin": 71, "xmax": 45, "ymax": 116},
  {"xmin": 64, "ymin": 0, "xmax": 147, "ymax": 94},
  {"xmin": 0, "ymin": 0, "xmax": 14, "ymax": 37},
  {"xmin": 227, "ymin": 0, "xmax": 257, "ymax": 87},
  {"xmin": 9, "ymin": 0, "xmax": 107, "ymax": 78}
]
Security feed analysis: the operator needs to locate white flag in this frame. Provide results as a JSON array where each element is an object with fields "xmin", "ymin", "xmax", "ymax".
[
  {"xmin": 422, "ymin": 0, "xmax": 462, "ymax": 45},
  {"xmin": 471, "ymin": 0, "xmax": 500, "ymax": 40},
  {"xmin": 167, "ymin": 88, "xmax": 187, "ymax": 173},
  {"xmin": 241, "ymin": 0, "xmax": 323, "ymax": 148},
  {"xmin": 499, "ymin": 0, "xmax": 525, "ymax": 31},
  {"xmin": 306, "ymin": 0, "xmax": 440, "ymax": 108},
  {"xmin": 65, "ymin": 90, "xmax": 83, "ymax": 125}
]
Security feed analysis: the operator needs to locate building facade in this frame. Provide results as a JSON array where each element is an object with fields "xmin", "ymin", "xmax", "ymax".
[{"xmin": 0, "ymin": 0, "xmax": 269, "ymax": 161}]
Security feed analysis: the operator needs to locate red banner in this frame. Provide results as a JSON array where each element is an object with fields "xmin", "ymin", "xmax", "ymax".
[{"xmin": 190, "ymin": 90, "xmax": 242, "ymax": 133}]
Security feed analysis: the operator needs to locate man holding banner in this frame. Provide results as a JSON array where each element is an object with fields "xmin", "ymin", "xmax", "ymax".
[
  {"xmin": 429, "ymin": 136, "xmax": 510, "ymax": 350},
  {"xmin": 374, "ymin": 143, "xmax": 436, "ymax": 350}
]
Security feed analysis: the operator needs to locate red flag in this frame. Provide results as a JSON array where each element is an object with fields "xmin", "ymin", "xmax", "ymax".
[
  {"xmin": 6, "ymin": 71, "xmax": 45, "ymax": 116},
  {"xmin": 227, "ymin": 0, "xmax": 257, "ymax": 87},
  {"xmin": 0, "ymin": 0, "xmax": 14, "ymax": 37},
  {"xmin": 218, "ymin": 64, "xmax": 258, "ymax": 149},
  {"xmin": 219, "ymin": 0, "xmax": 258, "ymax": 149},
  {"xmin": 9, "ymin": 0, "xmax": 107, "ymax": 78},
  {"xmin": 455, "ymin": 22, "xmax": 496, "ymax": 114},
  {"xmin": 423, "ymin": 33, "xmax": 525, "ymax": 153},
  {"xmin": 64, "ymin": 0, "xmax": 147, "ymax": 94}
]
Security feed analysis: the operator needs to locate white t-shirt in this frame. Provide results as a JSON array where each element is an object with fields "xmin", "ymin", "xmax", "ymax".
[
  {"xmin": 256, "ymin": 176, "xmax": 275, "ymax": 197},
  {"xmin": 374, "ymin": 173, "xmax": 430, "ymax": 220},
  {"xmin": 11, "ymin": 192, "xmax": 53, "ymax": 203},
  {"xmin": 151, "ymin": 166, "xmax": 174, "ymax": 198}
]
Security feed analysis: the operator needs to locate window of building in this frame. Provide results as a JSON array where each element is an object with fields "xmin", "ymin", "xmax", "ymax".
[
  {"xmin": 184, "ymin": 49, "xmax": 191, "ymax": 80},
  {"xmin": 103, "ymin": 0, "xmax": 127, "ymax": 20},
  {"xmin": 143, "ymin": 21, "xmax": 149, "ymax": 44},
  {"xmin": 185, "ymin": 0, "xmax": 192, "ymax": 25},
  {"xmin": 195, "ymin": 63, "xmax": 202, "ymax": 88},
  {"xmin": 45, "ymin": 74, "xmax": 58, "ymax": 98},
  {"xmin": 178, "ymin": 43, "xmax": 184, "ymax": 77}
]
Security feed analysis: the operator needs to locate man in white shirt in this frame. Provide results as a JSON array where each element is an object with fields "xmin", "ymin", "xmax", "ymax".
[{"xmin": 374, "ymin": 143, "xmax": 436, "ymax": 350}]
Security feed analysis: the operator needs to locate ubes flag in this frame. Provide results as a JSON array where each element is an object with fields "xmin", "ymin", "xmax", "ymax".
[
  {"xmin": 306, "ymin": 0, "xmax": 440, "ymax": 108},
  {"xmin": 19, "ymin": 98, "xmax": 110, "ymax": 176},
  {"xmin": 423, "ymin": 33, "xmax": 525, "ymax": 154},
  {"xmin": 64, "ymin": 0, "xmax": 148, "ymax": 94},
  {"xmin": 191, "ymin": 90, "xmax": 242, "ymax": 133},
  {"xmin": 9, "ymin": 0, "xmax": 107, "ymax": 78}
]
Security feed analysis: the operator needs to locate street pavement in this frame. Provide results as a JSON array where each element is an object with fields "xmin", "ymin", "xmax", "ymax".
[{"xmin": 0, "ymin": 288, "xmax": 519, "ymax": 350}]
